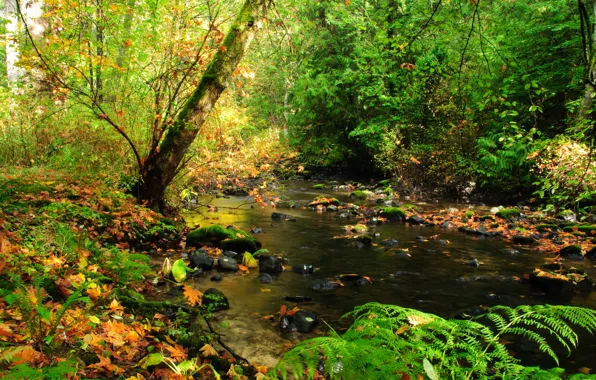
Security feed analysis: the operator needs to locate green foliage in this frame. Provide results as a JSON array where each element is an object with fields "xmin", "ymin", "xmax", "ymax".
[
  {"xmin": 1, "ymin": 361, "xmax": 78, "ymax": 380},
  {"xmin": 273, "ymin": 302, "xmax": 596, "ymax": 379},
  {"xmin": 1, "ymin": 276, "xmax": 89, "ymax": 347},
  {"xmin": 312, "ymin": 184, "xmax": 325, "ymax": 189},
  {"xmin": 95, "ymin": 247, "xmax": 151, "ymax": 284}
]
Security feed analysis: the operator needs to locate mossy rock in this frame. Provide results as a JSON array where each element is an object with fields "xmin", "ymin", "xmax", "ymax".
[
  {"xmin": 383, "ymin": 187, "xmax": 393, "ymax": 195},
  {"xmin": 578, "ymin": 225, "xmax": 596, "ymax": 233},
  {"xmin": 186, "ymin": 225, "xmax": 251, "ymax": 247},
  {"xmin": 219, "ymin": 238, "xmax": 259, "ymax": 253},
  {"xmin": 378, "ymin": 207, "xmax": 406, "ymax": 221},
  {"xmin": 496, "ymin": 208, "xmax": 521, "ymax": 220},
  {"xmin": 377, "ymin": 179, "xmax": 391, "ymax": 188},
  {"xmin": 490, "ymin": 223, "xmax": 500, "ymax": 228},
  {"xmin": 349, "ymin": 224, "xmax": 369, "ymax": 233},
  {"xmin": 312, "ymin": 184, "xmax": 325, "ymax": 190},
  {"xmin": 462, "ymin": 211, "xmax": 475, "ymax": 220},
  {"xmin": 560, "ymin": 245, "xmax": 582, "ymax": 256},
  {"xmin": 563, "ymin": 225, "xmax": 596, "ymax": 233},
  {"xmin": 536, "ymin": 224, "xmax": 560, "ymax": 232},
  {"xmin": 311, "ymin": 196, "xmax": 340, "ymax": 206},
  {"xmin": 480, "ymin": 215, "xmax": 495, "ymax": 222},
  {"xmin": 349, "ymin": 190, "xmax": 374, "ymax": 200},
  {"xmin": 356, "ymin": 235, "xmax": 373, "ymax": 246}
]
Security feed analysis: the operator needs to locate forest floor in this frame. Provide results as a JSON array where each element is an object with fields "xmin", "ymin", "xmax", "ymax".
[{"xmin": 0, "ymin": 168, "xmax": 268, "ymax": 379}]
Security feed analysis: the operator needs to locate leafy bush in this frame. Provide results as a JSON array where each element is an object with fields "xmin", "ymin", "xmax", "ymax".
[
  {"xmin": 273, "ymin": 302, "xmax": 596, "ymax": 379},
  {"xmin": 531, "ymin": 138, "xmax": 596, "ymax": 209}
]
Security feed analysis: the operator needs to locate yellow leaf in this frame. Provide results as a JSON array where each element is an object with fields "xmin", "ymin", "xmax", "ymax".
[
  {"xmin": 88, "ymin": 315, "xmax": 100, "ymax": 324},
  {"xmin": 199, "ymin": 344, "xmax": 219, "ymax": 357}
]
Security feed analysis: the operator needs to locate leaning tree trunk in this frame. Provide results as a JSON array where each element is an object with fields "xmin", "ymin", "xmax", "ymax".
[{"xmin": 134, "ymin": 0, "xmax": 269, "ymax": 209}]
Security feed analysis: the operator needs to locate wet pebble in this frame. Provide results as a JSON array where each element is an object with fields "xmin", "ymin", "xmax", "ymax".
[{"xmin": 468, "ymin": 258, "xmax": 480, "ymax": 267}]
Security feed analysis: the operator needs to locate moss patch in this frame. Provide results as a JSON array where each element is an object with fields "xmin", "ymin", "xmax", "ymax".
[
  {"xmin": 462, "ymin": 210, "xmax": 475, "ymax": 220},
  {"xmin": 496, "ymin": 208, "xmax": 521, "ymax": 220},
  {"xmin": 349, "ymin": 190, "xmax": 374, "ymax": 200},
  {"xmin": 378, "ymin": 207, "xmax": 406, "ymax": 221},
  {"xmin": 312, "ymin": 184, "xmax": 325, "ymax": 190},
  {"xmin": 186, "ymin": 224, "xmax": 251, "ymax": 247}
]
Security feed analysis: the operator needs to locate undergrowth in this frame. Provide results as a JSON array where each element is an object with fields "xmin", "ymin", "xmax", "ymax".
[{"xmin": 273, "ymin": 302, "xmax": 596, "ymax": 379}]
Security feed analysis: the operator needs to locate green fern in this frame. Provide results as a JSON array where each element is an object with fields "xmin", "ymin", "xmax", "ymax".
[{"xmin": 272, "ymin": 303, "xmax": 596, "ymax": 379}]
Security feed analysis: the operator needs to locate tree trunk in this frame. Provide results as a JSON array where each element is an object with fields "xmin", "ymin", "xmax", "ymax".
[{"xmin": 134, "ymin": 0, "xmax": 269, "ymax": 209}]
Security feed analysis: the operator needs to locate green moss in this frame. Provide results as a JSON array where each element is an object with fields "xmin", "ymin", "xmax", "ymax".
[
  {"xmin": 312, "ymin": 184, "xmax": 325, "ymax": 190},
  {"xmin": 495, "ymin": 208, "xmax": 521, "ymax": 220},
  {"xmin": 378, "ymin": 207, "xmax": 406, "ymax": 221},
  {"xmin": 462, "ymin": 211, "xmax": 475, "ymax": 220},
  {"xmin": 383, "ymin": 187, "xmax": 393, "ymax": 195},
  {"xmin": 186, "ymin": 224, "xmax": 252, "ymax": 247},
  {"xmin": 219, "ymin": 238, "xmax": 258, "ymax": 253},
  {"xmin": 480, "ymin": 215, "xmax": 495, "ymax": 222},
  {"xmin": 349, "ymin": 190, "xmax": 374, "ymax": 200},
  {"xmin": 563, "ymin": 225, "xmax": 596, "ymax": 233},
  {"xmin": 578, "ymin": 225, "xmax": 596, "ymax": 233},
  {"xmin": 377, "ymin": 179, "xmax": 391, "ymax": 188}
]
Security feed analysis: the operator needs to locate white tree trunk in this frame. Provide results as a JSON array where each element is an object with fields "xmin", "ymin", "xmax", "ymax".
[{"xmin": 4, "ymin": 0, "xmax": 44, "ymax": 90}]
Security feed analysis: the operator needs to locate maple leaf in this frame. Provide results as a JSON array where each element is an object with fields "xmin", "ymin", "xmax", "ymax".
[
  {"xmin": 199, "ymin": 344, "xmax": 219, "ymax": 357},
  {"xmin": 183, "ymin": 285, "xmax": 203, "ymax": 306},
  {"xmin": 109, "ymin": 299, "xmax": 124, "ymax": 314},
  {"xmin": 164, "ymin": 342, "xmax": 187, "ymax": 361}
]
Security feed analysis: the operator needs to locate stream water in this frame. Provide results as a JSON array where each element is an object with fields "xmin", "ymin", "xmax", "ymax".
[{"xmin": 177, "ymin": 180, "xmax": 596, "ymax": 372}]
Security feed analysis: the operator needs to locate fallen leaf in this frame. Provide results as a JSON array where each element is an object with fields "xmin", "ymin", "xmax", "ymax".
[{"xmin": 183, "ymin": 285, "xmax": 203, "ymax": 306}]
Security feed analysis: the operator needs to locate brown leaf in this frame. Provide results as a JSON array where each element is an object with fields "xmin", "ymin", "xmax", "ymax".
[{"xmin": 183, "ymin": 285, "xmax": 203, "ymax": 306}]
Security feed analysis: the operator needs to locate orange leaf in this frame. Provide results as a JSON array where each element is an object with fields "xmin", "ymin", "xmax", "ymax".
[
  {"xmin": 280, "ymin": 305, "xmax": 287, "ymax": 316},
  {"xmin": 287, "ymin": 307, "xmax": 300, "ymax": 316},
  {"xmin": 183, "ymin": 285, "xmax": 203, "ymax": 306}
]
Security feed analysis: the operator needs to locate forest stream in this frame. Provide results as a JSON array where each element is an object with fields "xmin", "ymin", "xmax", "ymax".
[{"xmin": 163, "ymin": 180, "xmax": 596, "ymax": 372}]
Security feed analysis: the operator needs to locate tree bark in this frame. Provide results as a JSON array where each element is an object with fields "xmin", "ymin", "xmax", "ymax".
[{"xmin": 134, "ymin": 0, "xmax": 269, "ymax": 209}]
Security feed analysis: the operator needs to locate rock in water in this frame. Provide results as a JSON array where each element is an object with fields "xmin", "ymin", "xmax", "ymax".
[
  {"xmin": 259, "ymin": 255, "xmax": 283, "ymax": 273},
  {"xmin": 292, "ymin": 264, "xmax": 314, "ymax": 274},
  {"xmin": 202, "ymin": 288, "xmax": 229, "ymax": 312},
  {"xmin": 468, "ymin": 258, "xmax": 480, "ymax": 267},
  {"xmin": 189, "ymin": 253, "xmax": 214, "ymax": 271},
  {"xmin": 217, "ymin": 256, "xmax": 239, "ymax": 271},
  {"xmin": 257, "ymin": 273, "xmax": 274, "ymax": 283},
  {"xmin": 280, "ymin": 310, "xmax": 318, "ymax": 333}
]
